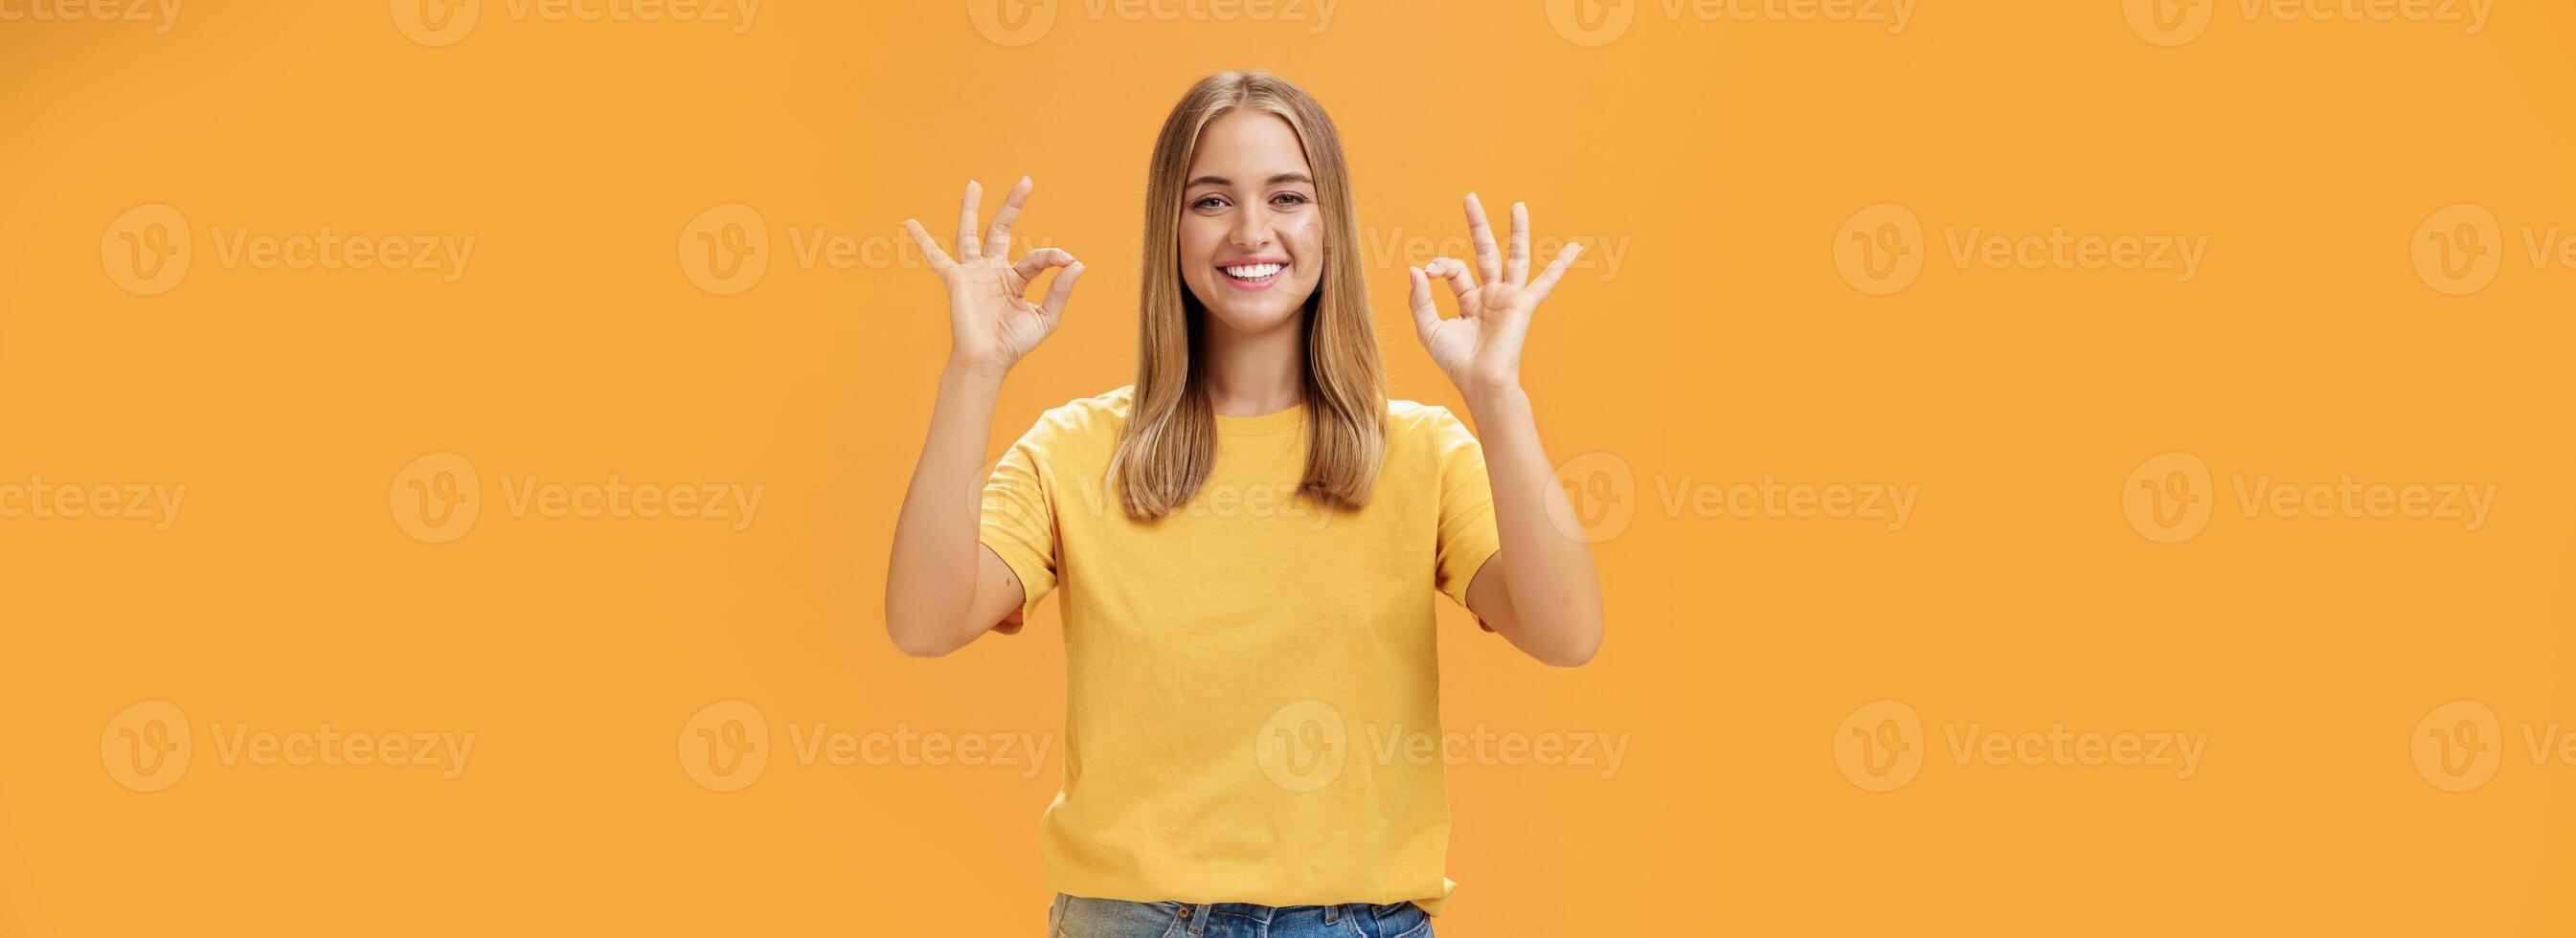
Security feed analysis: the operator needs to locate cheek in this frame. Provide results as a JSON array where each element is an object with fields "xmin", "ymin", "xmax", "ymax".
[
  {"xmin": 1280, "ymin": 215, "xmax": 1324, "ymax": 272},
  {"xmin": 1177, "ymin": 218, "xmax": 1222, "ymax": 267}
]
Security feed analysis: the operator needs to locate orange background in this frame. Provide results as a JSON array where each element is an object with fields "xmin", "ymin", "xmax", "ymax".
[{"xmin": 3, "ymin": 1, "xmax": 2571, "ymax": 933}]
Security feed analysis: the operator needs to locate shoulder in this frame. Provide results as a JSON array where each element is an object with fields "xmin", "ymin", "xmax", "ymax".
[
  {"xmin": 1014, "ymin": 385, "xmax": 1135, "ymax": 450},
  {"xmin": 1385, "ymin": 397, "xmax": 1479, "ymax": 452},
  {"xmin": 1046, "ymin": 384, "xmax": 1137, "ymax": 425}
]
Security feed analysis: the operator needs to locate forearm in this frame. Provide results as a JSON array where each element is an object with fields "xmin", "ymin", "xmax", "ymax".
[
  {"xmin": 1462, "ymin": 384, "xmax": 1605, "ymax": 664},
  {"xmin": 884, "ymin": 360, "xmax": 1007, "ymax": 655}
]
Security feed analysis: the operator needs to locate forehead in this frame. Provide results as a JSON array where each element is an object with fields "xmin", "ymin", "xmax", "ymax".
[{"xmin": 1186, "ymin": 109, "xmax": 1311, "ymax": 181}]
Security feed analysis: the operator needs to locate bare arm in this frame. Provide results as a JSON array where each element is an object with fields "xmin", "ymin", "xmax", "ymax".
[
  {"xmin": 1459, "ymin": 387, "xmax": 1604, "ymax": 667},
  {"xmin": 1412, "ymin": 194, "xmax": 1606, "ymax": 667},
  {"xmin": 884, "ymin": 177, "xmax": 1085, "ymax": 658}
]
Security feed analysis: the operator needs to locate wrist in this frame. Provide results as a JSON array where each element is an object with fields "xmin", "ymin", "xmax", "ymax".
[
  {"xmin": 943, "ymin": 357, "xmax": 1010, "ymax": 390},
  {"xmin": 1459, "ymin": 380, "xmax": 1529, "ymax": 415}
]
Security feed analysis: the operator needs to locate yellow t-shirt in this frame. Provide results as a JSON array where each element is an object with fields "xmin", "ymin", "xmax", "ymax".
[{"xmin": 977, "ymin": 384, "xmax": 1501, "ymax": 917}]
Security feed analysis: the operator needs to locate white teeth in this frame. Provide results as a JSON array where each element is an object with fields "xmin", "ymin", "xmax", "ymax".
[{"xmin": 1223, "ymin": 262, "xmax": 1283, "ymax": 279}]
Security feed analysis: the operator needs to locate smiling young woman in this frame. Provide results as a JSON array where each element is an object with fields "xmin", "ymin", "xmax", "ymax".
[{"xmin": 883, "ymin": 71, "xmax": 1605, "ymax": 938}]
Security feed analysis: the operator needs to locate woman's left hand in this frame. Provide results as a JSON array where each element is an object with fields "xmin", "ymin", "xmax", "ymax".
[{"xmin": 1409, "ymin": 193, "xmax": 1584, "ymax": 396}]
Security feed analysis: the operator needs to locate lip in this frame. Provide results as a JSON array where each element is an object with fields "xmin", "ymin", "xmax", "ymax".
[{"xmin": 1216, "ymin": 257, "xmax": 1290, "ymax": 291}]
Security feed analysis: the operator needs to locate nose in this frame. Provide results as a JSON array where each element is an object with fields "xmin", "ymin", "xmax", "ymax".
[{"xmin": 1228, "ymin": 204, "xmax": 1274, "ymax": 250}]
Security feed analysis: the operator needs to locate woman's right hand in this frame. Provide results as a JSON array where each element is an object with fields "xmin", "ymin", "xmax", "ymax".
[{"xmin": 903, "ymin": 177, "xmax": 1085, "ymax": 373}]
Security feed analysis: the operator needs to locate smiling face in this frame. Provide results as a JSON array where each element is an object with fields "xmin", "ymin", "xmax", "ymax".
[{"xmin": 1176, "ymin": 109, "xmax": 1324, "ymax": 337}]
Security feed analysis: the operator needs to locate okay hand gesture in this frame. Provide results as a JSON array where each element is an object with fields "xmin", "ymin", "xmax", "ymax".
[
  {"xmin": 904, "ymin": 177, "xmax": 1085, "ymax": 372},
  {"xmin": 1409, "ymin": 193, "xmax": 1584, "ymax": 395}
]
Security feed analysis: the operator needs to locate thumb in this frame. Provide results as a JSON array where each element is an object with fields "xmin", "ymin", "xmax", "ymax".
[
  {"xmin": 1040, "ymin": 260, "xmax": 1086, "ymax": 321},
  {"xmin": 1406, "ymin": 265, "xmax": 1440, "ymax": 340}
]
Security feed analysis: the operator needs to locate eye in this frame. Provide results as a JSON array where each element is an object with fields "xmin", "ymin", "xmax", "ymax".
[
  {"xmin": 1190, "ymin": 194, "xmax": 1230, "ymax": 211},
  {"xmin": 1271, "ymin": 192, "xmax": 1311, "ymax": 208}
]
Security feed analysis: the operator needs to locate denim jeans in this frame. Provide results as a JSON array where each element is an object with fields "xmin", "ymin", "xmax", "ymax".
[{"xmin": 1048, "ymin": 893, "xmax": 1433, "ymax": 938}]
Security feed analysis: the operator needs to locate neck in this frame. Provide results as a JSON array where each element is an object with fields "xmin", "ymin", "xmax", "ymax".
[{"xmin": 1198, "ymin": 309, "xmax": 1308, "ymax": 417}]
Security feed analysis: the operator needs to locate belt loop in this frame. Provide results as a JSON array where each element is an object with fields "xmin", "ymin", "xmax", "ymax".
[{"xmin": 1322, "ymin": 904, "xmax": 1341, "ymax": 925}]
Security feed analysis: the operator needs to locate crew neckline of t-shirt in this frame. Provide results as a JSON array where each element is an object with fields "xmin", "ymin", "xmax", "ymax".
[{"xmin": 1212, "ymin": 402, "xmax": 1306, "ymax": 437}]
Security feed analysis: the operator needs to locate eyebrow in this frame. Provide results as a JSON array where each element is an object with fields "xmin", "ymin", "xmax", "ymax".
[{"xmin": 1185, "ymin": 172, "xmax": 1315, "ymax": 189}]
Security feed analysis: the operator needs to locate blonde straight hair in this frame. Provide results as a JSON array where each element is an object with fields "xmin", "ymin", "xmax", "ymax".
[{"xmin": 1112, "ymin": 71, "xmax": 1387, "ymax": 520}]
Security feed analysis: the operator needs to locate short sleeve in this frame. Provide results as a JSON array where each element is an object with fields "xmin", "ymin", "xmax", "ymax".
[
  {"xmin": 977, "ymin": 423, "xmax": 1059, "ymax": 624},
  {"xmin": 1428, "ymin": 407, "xmax": 1503, "ymax": 614}
]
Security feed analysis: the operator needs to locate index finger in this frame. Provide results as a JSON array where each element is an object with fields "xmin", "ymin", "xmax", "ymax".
[
  {"xmin": 902, "ymin": 219, "xmax": 953, "ymax": 271},
  {"xmin": 1506, "ymin": 201, "xmax": 1531, "ymax": 287},
  {"xmin": 985, "ymin": 176, "xmax": 1032, "ymax": 258},
  {"xmin": 1527, "ymin": 241, "xmax": 1584, "ymax": 303},
  {"xmin": 955, "ymin": 180, "xmax": 984, "ymax": 261},
  {"xmin": 1464, "ymin": 192, "xmax": 1502, "ymax": 286}
]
